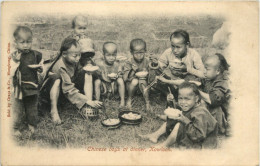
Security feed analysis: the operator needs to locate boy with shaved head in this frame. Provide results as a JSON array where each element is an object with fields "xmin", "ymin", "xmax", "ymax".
[
  {"xmin": 199, "ymin": 53, "xmax": 230, "ymax": 135},
  {"xmin": 124, "ymin": 38, "xmax": 151, "ymax": 111},
  {"xmin": 94, "ymin": 42, "xmax": 125, "ymax": 107}
]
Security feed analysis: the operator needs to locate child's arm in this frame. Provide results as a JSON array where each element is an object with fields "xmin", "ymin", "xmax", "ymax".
[
  {"xmin": 200, "ymin": 81, "xmax": 229, "ymax": 106},
  {"xmin": 176, "ymin": 111, "xmax": 207, "ymax": 143},
  {"xmin": 59, "ymin": 67, "xmax": 102, "ymax": 109},
  {"xmin": 199, "ymin": 90, "xmax": 212, "ymax": 104},
  {"xmin": 156, "ymin": 76, "xmax": 185, "ymax": 86},
  {"xmin": 186, "ymin": 51, "xmax": 205, "ymax": 78}
]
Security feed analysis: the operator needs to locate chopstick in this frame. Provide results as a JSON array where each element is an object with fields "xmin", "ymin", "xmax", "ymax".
[
  {"xmin": 144, "ymin": 72, "xmax": 166, "ymax": 92},
  {"xmin": 168, "ymin": 86, "xmax": 176, "ymax": 108}
]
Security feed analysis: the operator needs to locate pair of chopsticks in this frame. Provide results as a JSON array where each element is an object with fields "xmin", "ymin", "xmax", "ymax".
[{"xmin": 144, "ymin": 72, "xmax": 166, "ymax": 92}]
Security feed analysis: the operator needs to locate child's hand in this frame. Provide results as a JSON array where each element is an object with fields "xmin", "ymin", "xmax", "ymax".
[
  {"xmin": 86, "ymin": 100, "xmax": 103, "ymax": 108},
  {"xmin": 156, "ymin": 76, "xmax": 168, "ymax": 83},
  {"xmin": 175, "ymin": 114, "xmax": 191, "ymax": 124},
  {"xmin": 37, "ymin": 66, "xmax": 43, "ymax": 73},
  {"xmin": 167, "ymin": 93, "xmax": 174, "ymax": 101}
]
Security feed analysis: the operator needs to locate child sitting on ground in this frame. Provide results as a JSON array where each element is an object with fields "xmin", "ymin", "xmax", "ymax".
[
  {"xmin": 139, "ymin": 82, "xmax": 218, "ymax": 149},
  {"xmin": 124, "ymin": 38, "xmax": 151, "ymax": 111},
  {"xmin": 94, "ymin": 42, "xmax": 125, "ymax": 107},
  {"xmin": 155, "ymin": 29, "xmax": 205, "ymax": 98},
  {"xmin": 199, "ymin": 53, "xmax": 230, "ymax": 135},
  {"xmin": 41, "ymin": 37, "xmax": 102, "ymax": 124},
  {"xmin": 10, "ymin": 26, "xmax": 43, "ymax": 134}
]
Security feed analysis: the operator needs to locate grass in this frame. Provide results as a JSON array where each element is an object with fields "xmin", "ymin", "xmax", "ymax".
[{"xmin": 14, "ymin": 93, "xmax": 170, "ymax": 149}]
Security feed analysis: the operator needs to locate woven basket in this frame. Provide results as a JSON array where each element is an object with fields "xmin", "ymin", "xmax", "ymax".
[{"xmin": 84, "ymin": 106, "xmax": 99, "ymax": 118}]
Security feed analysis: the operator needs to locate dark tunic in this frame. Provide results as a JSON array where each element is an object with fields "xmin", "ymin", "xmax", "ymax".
[
  {"xmin": 175, "ymin": 105, "xmax": 218, "ymax": 149},
  {"xmin": 19, "ymin": 50, "xmax": 42, "ymax": 96},
  {"xmin": 202, "ymin": 71, "xmax": 230, "ymax": 134}
]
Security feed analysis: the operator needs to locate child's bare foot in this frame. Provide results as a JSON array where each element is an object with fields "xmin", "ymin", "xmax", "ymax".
[
  {"xmin": 156, "ymin": 114, "xmax": 167, "ymax": 121},
  {"xmin": 146, "ymin": 103, "xmax": 151, "ymax": 111},
  {"xmin": 126, "ymin": 99, "xmax": 132, "ymax": 110},
  {"xmin": 138, "ymin": 134, "xmax": 158, "ymax": 143},
  {"xmin": 119, "ymin": 101, "xmax": 125, "ymax": 108},
  {"xmin": 28, "ymin": 124, "xmax": 35, "ymax": 134},
  {"xmin": 51, "ymin": 110, "xmax": 62, "ymax": 124}
]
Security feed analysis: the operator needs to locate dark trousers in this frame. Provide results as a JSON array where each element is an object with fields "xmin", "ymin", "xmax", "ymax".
[
  {"xmin": 23, "ymin": 95, "xmax": 39, "ymax": 127},
  {"xmin": 13, "ymin": 95, "xmax": 39, "ymax": 130}
]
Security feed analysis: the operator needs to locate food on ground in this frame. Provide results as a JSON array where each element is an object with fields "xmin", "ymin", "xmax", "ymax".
[
  {"xmin": 103, "ymin": 118, "xmax": 120, "ymax": 125},
  {"xmin": 164, "ymin": 108, "xmax": 182, "ymax": 119},
  {"xmin": 83, "ymin": 65, "xmax": 99, "ymax": 72},
  {"xmin": 135, "ymin": 71, "xmax": 148, "ymax": 78},
  {"xmin": 122, "ymin": 112, "xmax": 141, "ymax": 120}
]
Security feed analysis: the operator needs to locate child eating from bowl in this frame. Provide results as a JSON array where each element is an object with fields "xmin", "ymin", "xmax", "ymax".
[
  {"xmin": 94, "ymin": 42, "xmax": 125, "ymax": 107},
  {"xmin": 199, "ymin": 53, "xmax": 230, "ymax": 135},
  {"xmin": 139, "ymin": 82, "xmax": 218, "ymax": 149},
  {"xmin": 155, "ymin": 29, "xmax": 205, "ymax": 98},
  {"xmin": 41, "ymin": 37, "xmax": 102, "ymax": 124},
  {"xmin": 10, "ymin": 26, "xmax": 43, "ymax": 134},
  {"xmin": 124, "ymin": 38, "xmax": 151, "ymax": 111}
]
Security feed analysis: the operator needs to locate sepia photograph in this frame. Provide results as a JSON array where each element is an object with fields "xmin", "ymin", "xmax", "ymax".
[{"xmin": 1, "ymin": 1, "xmax": 259, "ymax": 166}]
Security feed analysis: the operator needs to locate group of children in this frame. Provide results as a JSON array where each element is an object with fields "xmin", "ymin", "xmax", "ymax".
[{"xmin": 10, "ymin": 15, "xmax": 230, "ymax": 149}]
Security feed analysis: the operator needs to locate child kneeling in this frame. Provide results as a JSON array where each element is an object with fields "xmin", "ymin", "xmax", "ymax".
[{"xmin": 140, "ymin": 82, "xmax": 218, "ymax": 149}]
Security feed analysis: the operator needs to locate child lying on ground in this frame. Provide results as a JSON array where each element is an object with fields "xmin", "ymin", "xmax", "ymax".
[
  {"xmin": 199, "ymin": 53, "xmax": 230, "ymax": 135},
  {"xmin": 41, "ymin": 37, "xmax": 102, "ymax": 124},
  {"xmin": 94, "ymin": 42, "xmax": 125, "ymax": 107},
  {"xmin": 10, "ymin": 26, "xmax": 43, "ymax": 134},
  {"xmin": 124, "ymin": 38, "xmax": 151, "ymax": 111},
  {"xmin": 139, "ymin": 82, "xmax": 218, "ymax": 149}
]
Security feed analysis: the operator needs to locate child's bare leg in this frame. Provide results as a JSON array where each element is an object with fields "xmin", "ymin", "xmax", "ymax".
[
  {"xmin": 139, "ymin": 122, "xmax": 167, "ymax": 143},
  {"xmin": 159, "ymin": 122, "xmax": 180, "ymax": 147},
  {"xmin": 50, "ymin": 79, "xmax": 61, "ymax": 124},
  {"xmin": 126, "ymin": 78, "xmax": 138, "ymax": 109},
  {"xmin": 84, "ymin": 73, "xmax": 93, "ymax": 100},
  {"xmin": 117, "ymin": 77, "xmax": 125, "ymax": 107},
  {"xmin": 94, "ymin": 79, "xmax": 101, "ymax": 101},
  {"xmin": 139, "ymin": 80, "xmax": 151, "ymax": 111}
]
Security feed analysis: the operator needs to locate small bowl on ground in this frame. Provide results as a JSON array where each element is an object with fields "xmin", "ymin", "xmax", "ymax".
[
  {"xmin": 101, "ymin": 118, "xmax": 121, "ymax": 129},
  {"xmin": 118, "ymin": 111, "xmax": 142, "ymax": 125}
]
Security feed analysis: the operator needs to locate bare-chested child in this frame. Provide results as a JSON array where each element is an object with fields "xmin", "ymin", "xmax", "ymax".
[
  {"xmin": 94, "ymin": 42, "xmax": 125, "ymax": 107},
  {"xmin": 124, "ymin": 39, "xmax": 151, "ymax": 111}
]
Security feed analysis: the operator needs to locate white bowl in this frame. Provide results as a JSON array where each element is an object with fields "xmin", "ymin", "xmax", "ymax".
[
  {"xmin": 108, "ymin": 73, "xmax": 117, "ymax": 78},
  {"xmin": 83, "ymin": 65, "xmax": 99, "ymax": 72},
  {"xmin": 135, "ymin": 71, "xmax": 148, "ymax": 78},
  {"xmin": 164, "ymin": 108, "xmax": 182, "ymax": 119}
]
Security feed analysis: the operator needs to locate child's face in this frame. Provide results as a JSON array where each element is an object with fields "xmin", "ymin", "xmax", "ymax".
[
  {"xmin": 170, "ymin": 37, "xmax": 187, "ymax": 58},
  {"xmin": 74, "ymin": 20, "xmax": 87, "ymax": 36},
  {"xmin": 131, "ymin": 45, "xmax": 146, "ymax": 63},
  {"xmin": 178, "ymin": 88, "xmax": 198, "ymax": 112},
  {"xmin": 204, "ymin": 56, "xmax": 220, "ymax": 80},
  {"xmin": 15, "ymin": 31, "xmax": 32, "ymax": 52},
  {"xmin": 63, "ymin": 45, "xmax": 81, "ymax": 65},
  {"xmin": 104, "ymin": 45, "xmax": 117, "ymax": 65}
]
